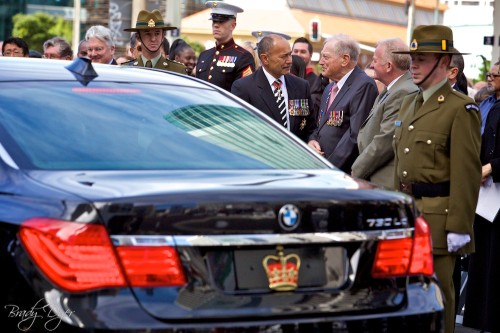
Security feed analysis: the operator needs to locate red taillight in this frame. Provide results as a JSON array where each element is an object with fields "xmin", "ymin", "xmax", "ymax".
[
  {"xmin": 19, "ymin": 218, "xmax": 186, "ymax": 292},
  {"xmin": 372, "ymin": 216, "xmax": 433, "ymax": 278},
  {"xmin": 117, "ymin": 247, "xmax": 186, "ymax": 287}
]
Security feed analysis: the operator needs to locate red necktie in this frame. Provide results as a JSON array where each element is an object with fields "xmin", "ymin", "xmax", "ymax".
[{"xmin": 327, "ymin": 83, "xmax": 338, "ymax": 110}]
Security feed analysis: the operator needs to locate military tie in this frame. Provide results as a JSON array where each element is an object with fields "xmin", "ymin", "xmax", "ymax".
[
  {"xmin": 272, "ymin": 79, "xmax": 287, "ymax": 128},
  {"xmin": 145, "ymin": 60, "xmax": 153, "ymax": 68},
  {"xmin": 414, "ymin": 91, "xmax": 424, "ymax": 111},
  {"xmin": 327, "ymin": 83, "xmax": 339, "ymax": 110},
  {"xmin": 378, "ymin": 87, "xmax": 388, "ymax": 104}
]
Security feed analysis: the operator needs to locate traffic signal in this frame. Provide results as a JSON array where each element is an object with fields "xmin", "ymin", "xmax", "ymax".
[{"xmin": 309, "ymin": 19, "xmax": 321, "ymax": 42}]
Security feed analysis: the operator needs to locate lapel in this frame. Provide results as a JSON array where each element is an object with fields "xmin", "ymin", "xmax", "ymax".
[
  {"xmin": 256, "ymin": 69, "xmax": 285, "ymax": 122},
  {"xmin": 411, "ymin": 82, "xmax": 452, "ymax": 123},
  {"xmin": 284, "ymin": 74, "xmax": 297, "ymax": 129},
  {"xmin": 362, "ymin": 71, "xmax": 412, "ymax": 126},
  {"xmin": 317, "ymin": 67, "xmax": 361, "ymax": 129}
]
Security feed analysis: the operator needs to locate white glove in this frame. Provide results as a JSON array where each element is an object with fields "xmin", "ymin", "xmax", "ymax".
[{"xmin": 447, "ymin": 233, "xmax": 471, "ymax": 253}]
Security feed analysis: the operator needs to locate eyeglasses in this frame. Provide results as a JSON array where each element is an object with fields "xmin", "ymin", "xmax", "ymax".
[
  {"xmin": 3, "ymin": 50, "xmax": 23, "ymax": 56},
  {"xmin": 486, "ymin": 73, "xmax": 500, "ymax": 79}
]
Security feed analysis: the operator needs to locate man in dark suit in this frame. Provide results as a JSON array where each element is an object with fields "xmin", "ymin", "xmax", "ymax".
[
  {"xmin": 231, "ymin": 34, "xmax": 315, "ymax": 142},
  {"xmin": 196, "ymin": 1, "xmax": 255, "ymax": 91},
  {"xmin": 308, "ymin": 34, "xmax": 378, "ymax": 173},
  {"xmin": 123, "ymin": 10, "xmax": 186, "ymax": 74},
  {"xmin": 351, "ymin": 38, "xmax": 418, "ymax": 189},
  {"xmin": 85, "ymin": 25, "xmax": 118, "ymax": 65}
]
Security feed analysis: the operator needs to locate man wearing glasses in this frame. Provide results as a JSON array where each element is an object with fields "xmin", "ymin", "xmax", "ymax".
[
  {"xmin": 480, "ymin": 61, "xmax": 500, "ymax": 134},
  {"xmin": 2, "ymin": 37, "xmax": 29, "ymax": 57}
]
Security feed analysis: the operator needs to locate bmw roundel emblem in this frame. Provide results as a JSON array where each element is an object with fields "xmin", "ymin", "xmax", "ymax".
[{"xmin": 278, "ymin": 204, "xmax": 301, "ymax": 231}]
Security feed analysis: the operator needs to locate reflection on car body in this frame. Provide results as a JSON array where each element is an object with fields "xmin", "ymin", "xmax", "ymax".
[{"xmin": 0, "ymin": 57, "xmax": 443, "ymax": 332}]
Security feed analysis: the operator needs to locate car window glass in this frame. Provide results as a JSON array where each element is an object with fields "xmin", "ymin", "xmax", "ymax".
[{"xmin": 0, "ymin": 82, "xmax": 327, "ymax": 170}]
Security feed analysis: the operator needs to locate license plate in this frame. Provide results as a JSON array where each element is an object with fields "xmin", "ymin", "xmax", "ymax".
[{"xmin": 233, "ymin": 247, "xmax": 345, "ymax": 290}]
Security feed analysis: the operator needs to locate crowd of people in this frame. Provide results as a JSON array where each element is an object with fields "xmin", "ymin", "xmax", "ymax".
[{"xmin": 1, "ymin": 1, "xmax": 500, "ymax": 333}]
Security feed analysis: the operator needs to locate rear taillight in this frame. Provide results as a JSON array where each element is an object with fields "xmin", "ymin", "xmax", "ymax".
[
  {"xmin": 19, "ymin": 218, "xmax": 186, "ymax": 292},
  {"xmin": 372, "ymin": 216, "xmax": 433, "ymax": 278}
]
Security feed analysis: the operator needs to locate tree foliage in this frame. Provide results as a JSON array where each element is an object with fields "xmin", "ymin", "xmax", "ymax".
[{"xmin": 12, "ymin": 12, "xmax": 72, "ymax": 52}]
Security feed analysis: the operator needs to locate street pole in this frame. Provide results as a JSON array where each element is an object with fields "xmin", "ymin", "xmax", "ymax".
[
  {"xmin": 406, "ymin": 0, "xmax": 416, "ymax": 44},
  {"xmin": 72, "ymin": 0, "xmax": 81, "ymax": 58},
  {"xmin": 132, "ymin": 0, "xmax": 148, "ymax": 28},
  {"xmin": 166, "ymin": 0, "xmax": 181, "ymax": 43}
]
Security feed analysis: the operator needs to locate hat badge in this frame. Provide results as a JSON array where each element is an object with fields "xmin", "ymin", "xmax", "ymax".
[
  {"xmin": 148, "ymin": 18, "xmax": 155, "ymax": 28},
  {"xmin": 410, "ymin": 39, "xmax": 418, "ymax": 51},
  {"xmin": 212, "ymin": 2, "xmax": 218, "ymax": 7}
]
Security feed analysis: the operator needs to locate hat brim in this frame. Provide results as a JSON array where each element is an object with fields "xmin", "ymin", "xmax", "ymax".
[
  {"xmin": 124, "ymin": 26, "xmax": 177, "ymax": 32},
  {"xmin": 393, "ymin": 51, "xmax": 469, "ymax": 55}
]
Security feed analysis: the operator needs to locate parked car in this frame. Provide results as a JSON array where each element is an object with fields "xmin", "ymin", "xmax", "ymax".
[{"xmin": 0, "ymin": 57, "xmax": 443, "ymax": 333}]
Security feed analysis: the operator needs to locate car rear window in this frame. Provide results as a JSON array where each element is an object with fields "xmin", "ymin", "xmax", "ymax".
[{"xmin": 0, "ymin": 82, "xmax": 328, "ymax": 170}]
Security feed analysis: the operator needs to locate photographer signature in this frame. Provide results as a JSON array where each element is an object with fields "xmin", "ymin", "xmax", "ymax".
[{"xmin": 5, "ymin": 299, "xmax": 74, "ymax": 331}]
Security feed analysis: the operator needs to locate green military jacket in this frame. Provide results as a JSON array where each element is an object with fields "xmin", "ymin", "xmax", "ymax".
[
  {"xmin": 393, "ymin": 82, "xmax": 481, "ymax": 255},
  {"xmin": 130, "ymin": 55, "xmax": 186, "ymax": 75}
]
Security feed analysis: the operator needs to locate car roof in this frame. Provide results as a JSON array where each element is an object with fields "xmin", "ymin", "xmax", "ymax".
[{"xmin": 0, "ymin": 57, "xmax": 214, "ymax": 90}]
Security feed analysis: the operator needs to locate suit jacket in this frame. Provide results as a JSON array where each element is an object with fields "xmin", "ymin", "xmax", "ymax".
[
  {"xmin": 309, "ymin": 66, "xmax": 378, "ymax": 172},
  {"xmin": 482, "ymin": 100, "xmax": 500, "ymax": 181},
  {"xmin": 351, "ymin": 71, "xmax": 418, "ymax": 189},
  {"xmin": 132, "ymin": 55, "xmax": 186, "ymax": 74},
  {"xmin": 393, "ymin": 82, "xmax": 481, "ymax": 255},
  {"xmin": 231, "ymin": 68, "xmax": 316, "ymax": 142}
]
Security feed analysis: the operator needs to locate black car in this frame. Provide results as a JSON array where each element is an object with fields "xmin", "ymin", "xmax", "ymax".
[{"xmin": 0, "ymin": 57, "xmax": 443, "ymax": 333}]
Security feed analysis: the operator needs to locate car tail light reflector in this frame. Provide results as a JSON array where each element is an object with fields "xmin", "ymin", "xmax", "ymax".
[
  {"xmin": 19, "ymin": 218, "xmax": 186, "ymax": 292},
  {"xmin": 372, "ymin": 216, "xmax": 433, "ymax": 278},
  {"xmin": 117, "ymin": 247, "xmax": 186, "ymax": 286},
  {"xmin": 19, "ymin": 218, "xmax": 126, "ymax": 292}
]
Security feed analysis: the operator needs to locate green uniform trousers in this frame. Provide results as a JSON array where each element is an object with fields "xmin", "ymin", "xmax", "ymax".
[{"xmin": 434, "ymin": 254, "xmax": 457, "ymax": 333}]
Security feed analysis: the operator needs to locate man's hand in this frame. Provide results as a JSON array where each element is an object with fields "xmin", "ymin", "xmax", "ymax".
[
  {"xmin": 447, "ymin": 232, "xmax": 471, "ymax": 253},
  {"xmin": 308, "ymin": 140, "xmax": 324, "ymax": 156}
]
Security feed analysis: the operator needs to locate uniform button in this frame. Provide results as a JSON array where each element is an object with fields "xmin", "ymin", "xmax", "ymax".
[
  {"xmin": 393, "ymin": 134, "xmax": 396, "ymax": 139},
  {"xmin": 427, "ymin": 140, "xmax": 432, "ymax": 144},
  {"xmin": 215, "ymin": 51, "xmax": 220, "ymax": 55},
  {"xmin": 408, "ymin": 125, "xmax": 414, "ymax": 131},
  {"xmin": 445, "ymin": 209, "xmax": 448, "ymax": 213},
  {"xmin": 404, "ymin": 148, "xmax": 410, "ymax": 154},
  {"xmin": 222, "ymin": 69, "xmax": 226, "ymax": 73},
  {"xmin": 212, "ymin": 58, "xmax": 216, "ymax": 62},
  {"xmin": 402, "ymin": 171, "xmax": 408, "ymax": 177},
  {"xmin": 210, "ymin": 66, "xmax": 213, "ymax": 70},
  {"xmin": 208, "ymin": 75, "xmax": 212, "ymax": 80}
]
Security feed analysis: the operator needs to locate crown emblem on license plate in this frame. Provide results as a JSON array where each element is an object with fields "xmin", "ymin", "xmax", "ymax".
[{"xmin": 262, "ymin": 245, "xmax": 301, "ymax": 291}]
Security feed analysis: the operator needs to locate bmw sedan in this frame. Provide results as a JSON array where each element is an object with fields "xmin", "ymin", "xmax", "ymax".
[{"xmin": 0, "ymin": 57, "xmax": 443, "ymax": 333}]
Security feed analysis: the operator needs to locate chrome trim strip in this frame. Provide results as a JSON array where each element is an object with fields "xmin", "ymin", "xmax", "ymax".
[{"xmin": 111, "ymin": 229, "xmax": 412, "ymax": 247}]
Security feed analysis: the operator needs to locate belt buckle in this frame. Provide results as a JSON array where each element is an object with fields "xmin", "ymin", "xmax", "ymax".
[{"xmin": 399, "ymin": 182, "xmax": 412, "ymax": 195}]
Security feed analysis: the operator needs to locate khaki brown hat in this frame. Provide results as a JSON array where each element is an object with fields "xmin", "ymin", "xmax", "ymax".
[
  {"xmin": 393, "ymin": 25, "xmax": 468, "ymax": 55},
  {"xmin": 124, "ymin": 9, "xmax": 177, "ymax": 32}
]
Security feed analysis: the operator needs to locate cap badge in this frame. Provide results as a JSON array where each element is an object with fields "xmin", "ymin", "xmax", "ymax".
[
  {"xmin": 212, "ymin": 2, "xmax": 218, "ymax": 7},
  {"xmin": 410, "ymin": 39, "xmax": 418, "ymax": 51},
  {"xmin": 148, "ymin": 18, "xmax": 155, "ymax": 28}
]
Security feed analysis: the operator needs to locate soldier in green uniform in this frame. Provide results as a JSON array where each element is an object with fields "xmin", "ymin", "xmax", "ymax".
[
  {"xmin": 393, "ymin": 25, "xmax": 481, "ymax": 333},
  {"xmin": 124, "ymin": 10, "xmax": 186, "ymax": 75}
]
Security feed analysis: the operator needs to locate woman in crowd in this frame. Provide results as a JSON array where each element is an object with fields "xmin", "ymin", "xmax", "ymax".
[{"xmin": 169, "ymin": 39, "xmax": 196, "ymax": 76}]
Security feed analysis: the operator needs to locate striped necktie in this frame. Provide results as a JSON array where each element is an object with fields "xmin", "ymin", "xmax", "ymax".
[{"xmin": 273, "ymin": 79, "xmax": 287, "ymax": 127}]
